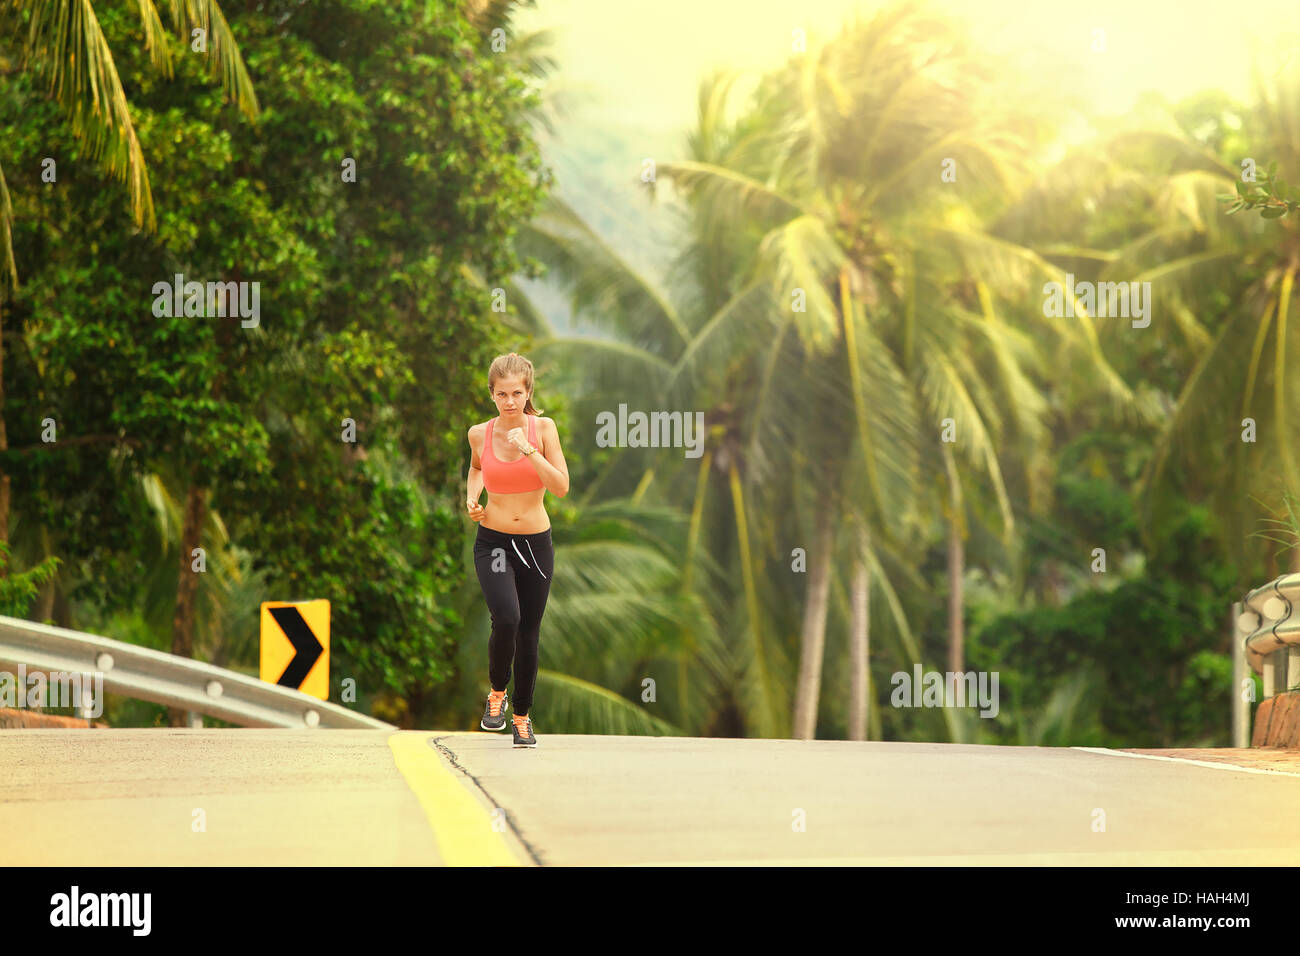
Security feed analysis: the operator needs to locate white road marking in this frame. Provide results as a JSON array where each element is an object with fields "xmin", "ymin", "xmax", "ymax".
[{"xmin": 1072, "ymin": 746, "xmax": 1300, "ymax": 778}]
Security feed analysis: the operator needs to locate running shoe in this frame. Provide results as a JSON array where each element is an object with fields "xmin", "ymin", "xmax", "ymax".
[
  {"xmin": 481, "ymin": 689, "xmax": 509, "ymax": 731},
  {"xmin": 512, "ymin": 713, "xmax": 537, "ymax": 748}
]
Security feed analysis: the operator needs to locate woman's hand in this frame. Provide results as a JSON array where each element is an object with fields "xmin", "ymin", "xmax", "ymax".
[
  {"xmin": 506, "ymin": 427, "xmax": 536, "ymax": 456},
  {"xmin": 466, "ymin": 499, "xmax": 486, "ymax": 522}
]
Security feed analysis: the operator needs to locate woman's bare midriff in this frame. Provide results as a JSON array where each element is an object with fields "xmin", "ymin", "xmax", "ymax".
[{"xmin": 482, "ymin": 489, "xmax": 550, "ymax": 534}]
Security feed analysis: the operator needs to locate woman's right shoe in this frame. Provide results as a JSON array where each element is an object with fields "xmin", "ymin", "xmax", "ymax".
[
  {"xmin": 512, "ymin": 714, "xmax": 537, "ymax": 748},
  {"xmin": 481, "ymin": 690, "xmax": 509, "ymax": 731}
]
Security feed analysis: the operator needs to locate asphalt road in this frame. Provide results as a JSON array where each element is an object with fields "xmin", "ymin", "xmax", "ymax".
[{"xmin": 4, "ymin": 729, "xmax": 1299, "ymax": 865}]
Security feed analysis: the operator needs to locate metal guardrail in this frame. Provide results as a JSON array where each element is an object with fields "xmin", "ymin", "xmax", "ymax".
[
  {"xmin": 1236, "ymin": 573, "xmax": 1300, "ymax": 691},
  {"xmin": 0, "ymin": 615, "xmax": 393, "ymax": 729},
  {"xmin": 1231, "ymin": 572, "xmax": 1300, "ymax": 745}
]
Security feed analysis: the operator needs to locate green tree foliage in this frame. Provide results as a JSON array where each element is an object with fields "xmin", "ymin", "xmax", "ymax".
[
  {"xmin": 0, "ymin": 0, "xmax": 548, "ymax": 722},
  {"xmin": 0, "ymin": 539, "xmax": 58, "ymax": 615},
  {"xmin": 2, "ymin": 0, "xmax": 1290, "ymax": 746},
  {"xmin": 514, "ymin": 0, "xmax": 1286, "ymax": 747},
  {"xmin": 968, "ymin": 501, "xmax": 1236, "ymax": 747},
  {"xmin": 1219, "ymin": 161, "xmax": 1300, "ymax": 218}
]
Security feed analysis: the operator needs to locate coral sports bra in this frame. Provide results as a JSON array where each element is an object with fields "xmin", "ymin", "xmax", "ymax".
[{"xmin": 482, "ymin": 414, "xmax": 545, "ymax": 494}]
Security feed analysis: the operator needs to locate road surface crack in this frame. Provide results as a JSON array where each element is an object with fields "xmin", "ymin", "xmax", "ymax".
[{"xmin": 430, "ymin": 735, "xmax": 545, "ymax": 866}]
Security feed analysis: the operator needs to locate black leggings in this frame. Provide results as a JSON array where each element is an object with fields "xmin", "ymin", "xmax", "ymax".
[{"xmin": 473, "ymin": 525, "xmax": 554, "ymax": 716}]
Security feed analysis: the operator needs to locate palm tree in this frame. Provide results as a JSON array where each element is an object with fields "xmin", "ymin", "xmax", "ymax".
[
  {"xmin": 0, "ymin": 0, "xmax": 256, "ymax": 728},
  {"xmin": 652, "ymin": 2, "xmax": 1134, "ymax": 739},
  {"xmin": 135, "ymin": 463, "xmax": 267, "ymax": 669},
  {"xmin": 508, "ymin": 4, "xmax": 995, "ymax": 740},
  {"xmin": 0, "ymin": 0, "xmax": 257, "ymax": 575},
  {"xmin": 1118, "ymin": 65, "xmax": 1300, "ymax": 584},
  {"xmin": 0, "ymin": 0, "xmax": 256, "ymax": 267},
  {"xmin": 508, "ymin": 0, "xmax": 1152, "ymax": 746}
]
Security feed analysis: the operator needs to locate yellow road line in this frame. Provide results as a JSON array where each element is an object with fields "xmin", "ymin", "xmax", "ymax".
[{"xmin": 387, "ymin": 732, "xmax": 521, "ymax": 866}]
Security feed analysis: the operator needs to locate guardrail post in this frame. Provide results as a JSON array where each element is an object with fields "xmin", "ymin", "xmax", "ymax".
[
  {"xmin": 1232, "ymin": 601, "xmax": 1249, "ymax": 747},
  {"xmin": 1263, "ymin": 650, "xmax": 1280, "ymax": 699}
]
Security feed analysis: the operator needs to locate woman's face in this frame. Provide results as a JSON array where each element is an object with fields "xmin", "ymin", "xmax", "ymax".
[{"xmin": 492, "ymin": 374, "xmax": 530, "ymax": 414}]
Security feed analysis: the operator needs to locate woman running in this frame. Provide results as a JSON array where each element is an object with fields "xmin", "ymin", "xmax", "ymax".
[{"xmin": 466, "ymin": 353, "xmax": 569, "ymax": 748}]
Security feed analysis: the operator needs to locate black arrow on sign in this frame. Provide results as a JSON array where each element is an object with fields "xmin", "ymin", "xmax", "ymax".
[{"xmin": 269, "ymin": 605, "xmax": 324, "ymax": 688}]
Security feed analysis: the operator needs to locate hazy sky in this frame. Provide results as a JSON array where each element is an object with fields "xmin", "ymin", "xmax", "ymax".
[
  {"xmin": 511, "ymin": 0, "xmax": 1300, "ymax": 312},
  {"xmin": 519, "ymin": 0, "xmax": 1300, "ymax": 135}
]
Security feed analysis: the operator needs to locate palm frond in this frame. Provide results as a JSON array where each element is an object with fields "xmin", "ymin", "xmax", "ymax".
[
  {"xmin": 0, "ymin": 160, "xmax": 17, "ymax": 292},
  {"xmin": 863, "ymin": 536, "xmax": 923, "ymax": 671},
  {"xmin": 519, "ymin": 193, "xmax": 689, "ymax": 348},
  {"xmin": 1138, "ymin": 300, "xmax": 1267, "ymax": 525},
  {"xmin": 529, "ymin": 335, "xmax": 674, "ymax": 405},
  {"xmin": 927, "ymin": 224, "xmax": 1141, "ymax": 417},
  {"xmin": 15, "ymin": 0, "xmax": 156, "ymax": 228},
  {"xmin": 754, "ymin": 213, "xmax": 846, "ymax": 354},
  {"xmin": 663, "ymin": 278, "xmax": 775, "ymax": 398},
  {"xmin": 917, "ymin": 346, "xmax": 1014, "ymax": 535},
  {"xmin": 161, "ymin": 0, "xmax": 258, "ymax": 118},
  {"xmin": 655, "ymin": 159, "xmax": 807, "ymax": 226},
  {"xmin": 133, "ymin": 0, "xmax": 173, "ymax": 75},
  {"xmin": 534, "ymin": 669, "xmax": 684, "ymax": 735},
  {"xmin": 970, "ymin": 283, "xmax": 1049, "ymax": 448},
  {"xmin": 496, "ymin": 277, "xmax": 553, "ymax": 338}
]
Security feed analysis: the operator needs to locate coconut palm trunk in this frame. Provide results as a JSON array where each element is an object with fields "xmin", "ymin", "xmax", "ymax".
[
  {"xmin": 729, "ymin": 461, "xmax": 778, "ymax": 737},
  {"xmin": 942, "ymin": 443, "xmax": 964, "ymax": 674},
  {"xmin": 848, "ymin": 520, "xmax": 870, "ymax": 740},
  {"xmin": 680, "ymin": 448, "xmax": 713, "ymax": 729},
  {"xmin": 792, "ymin": 503, "xmax": 835, "ymax": 739},
  {"xmin": 0, "ymin": 299, "xmax": 8, "ymax": 565}
]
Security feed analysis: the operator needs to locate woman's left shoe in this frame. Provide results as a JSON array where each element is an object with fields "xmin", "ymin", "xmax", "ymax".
[
  {"xmin": 481, "ymin": 690, "xmax": 509, "ymax": 731},
  {"xmin": 512, "ymin": 714, "xmax": 537, "ymax": 748}
]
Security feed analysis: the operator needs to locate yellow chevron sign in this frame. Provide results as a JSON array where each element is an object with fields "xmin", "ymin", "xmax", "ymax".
[{"xmin": 260, "ymin": 600, "xmax": 330, "ymax": 700}]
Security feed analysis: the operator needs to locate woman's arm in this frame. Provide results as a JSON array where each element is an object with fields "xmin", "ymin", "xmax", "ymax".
[
  {"xmin": 508, "ymin": 417, "xmax": 570, "ymax": 497},
  {"xmin": 466, "ymin": 425, "xmax": 486, "ymax": 520}
]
